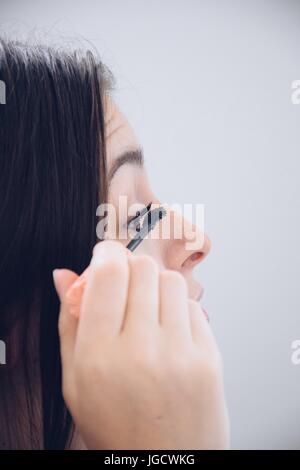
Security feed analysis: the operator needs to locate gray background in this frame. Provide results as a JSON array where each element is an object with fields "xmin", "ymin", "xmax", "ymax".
[{"xmin": 1, "ymin": 0, "xmax": 299, "ymax": 449}]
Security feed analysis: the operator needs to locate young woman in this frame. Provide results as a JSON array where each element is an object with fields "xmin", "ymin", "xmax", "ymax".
[{"xmin": 0, "ymin": 37, "xmax": 229, "ymax": 449}]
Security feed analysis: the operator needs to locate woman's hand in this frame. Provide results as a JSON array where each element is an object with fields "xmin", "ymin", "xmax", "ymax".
[{"xmin": 53, "ymin": 240, "xmax": 230, "ymax": 450}]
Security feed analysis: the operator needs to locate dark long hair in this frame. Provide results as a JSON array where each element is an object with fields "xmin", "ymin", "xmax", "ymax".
[{"xmin": 0, "ymin": 37, "xmax": 113, "ymax": 449}]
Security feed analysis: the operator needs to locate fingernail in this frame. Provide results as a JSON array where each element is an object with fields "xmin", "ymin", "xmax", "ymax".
[{"xmin": 65, "ymin": 276, "xmax": 87, "ymax": 317}]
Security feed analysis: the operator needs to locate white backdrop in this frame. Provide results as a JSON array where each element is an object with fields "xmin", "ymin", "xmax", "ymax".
[{"xmin": 1, "ymin": 0, "xmax": 300, "ymax": 449}]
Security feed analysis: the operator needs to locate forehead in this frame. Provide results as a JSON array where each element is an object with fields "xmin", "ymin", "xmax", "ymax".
[{"xmin": 104, "ymin": 98, "xmax": 140, "ymax": 168}]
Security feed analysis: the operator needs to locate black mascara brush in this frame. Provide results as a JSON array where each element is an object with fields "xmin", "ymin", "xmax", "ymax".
[{"xmin": 126, "ymin": 205, "xmax": 166, "ymax": 252}]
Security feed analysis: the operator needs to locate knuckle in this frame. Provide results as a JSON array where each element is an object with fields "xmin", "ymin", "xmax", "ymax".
[
  {"xmin": 90, "ymin": 258, "xmax": 127, "ymax": 283},
  {"xmin": 131, "ymin": 254, "xmax": 158, "ymax": 273},
  {"xmin": 92, "ymin": 240, "xmax": 125, "ymax": 257},
  {"xmin": 160, "ymin": 269, "xmax": 186, "ymax": 290},
  {"xmin": 104, "ymin": 259, "xmax": 127, "ymax": 279}
]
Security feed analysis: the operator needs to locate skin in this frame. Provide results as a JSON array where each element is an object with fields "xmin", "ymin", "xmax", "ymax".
[
  {"xmin": 53, "ymin": 98, "xmax": 230, "ymax": 450},
  {"xmin": 105, "ymin": 98, "xmax": 212, "ymax": 290}
]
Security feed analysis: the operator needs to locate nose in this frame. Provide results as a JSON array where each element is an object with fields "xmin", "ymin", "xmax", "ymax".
[{"xmin": 163, "ymin": 208, "xmax": 211, "ymax": 272}]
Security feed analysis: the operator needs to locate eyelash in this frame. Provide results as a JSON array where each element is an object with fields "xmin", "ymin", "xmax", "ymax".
[
  {"xmin": 127, "ymin": 213, "xmax": 142, "ymax": 231},
  {"xmin": 126, "ymin": 202, "xmax": 152, "ymax": 230},
  {"xmin": 127, "ymin": 217, "xmax": 140, "ymax": 231}
]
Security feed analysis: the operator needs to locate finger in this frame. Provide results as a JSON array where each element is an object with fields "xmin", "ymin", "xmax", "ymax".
[
  {"xmin": 187, "ymin": 300, "xmax": 206, "ymax": 345},
  {"xmin": 188, "ymin": 300, "xmax": 218, "ymax": 351},
  {"xmin": 123, "ymin": 254, "xmax": 159, "ymax": 335},
  {"xmin": 53, "ymin": 268, "xmax": 79, "ymax": 371},
  {"xmin": 64, "ymin": 253, "xmax": 132, "ymax": 318},
  {"xmin": 64, "ymin": 267, "xmax": 89, "ymax": 318},
  {"xmin": 77, "ymin": 240, "xmax": 129, "ymax": 348},
  {"xmin": 159, "ymin": 270, "xmax": 191, "ymax": 340}
]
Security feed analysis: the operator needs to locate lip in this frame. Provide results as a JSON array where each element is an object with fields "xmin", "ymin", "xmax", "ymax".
[
  {"xmin": 194, "ymin": 285, "xmax": 209, "ymax": 321},
  {"xmin": 195, "ymin": 285, "xmax": 204, "ymax": 302},
  {"xmin": 202, "ymin": 307, "xmax": 209, "ymax": 322}
]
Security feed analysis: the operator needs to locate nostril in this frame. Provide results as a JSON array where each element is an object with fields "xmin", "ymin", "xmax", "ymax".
[
  {"xmin": 190, "ymin": 252, "xmax": 204, "ymax": 262},
  {"xmin": 182, "ymin": 251, "xmax": 205, "ymax": 268}
]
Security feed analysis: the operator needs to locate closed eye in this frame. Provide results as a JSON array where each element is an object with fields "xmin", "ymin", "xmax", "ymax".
[
  {"xmin": 127, "ymin": 217, "xmax": 142, "ymax": 232},
  {"xmin": 125, "ymin": 201, "xmax": 152, "ymax": 230}
]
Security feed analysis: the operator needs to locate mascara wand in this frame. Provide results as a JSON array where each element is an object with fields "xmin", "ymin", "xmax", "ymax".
[{"xmin": 126, "ymin": 206, "xmax": 167, "ymax": 252}]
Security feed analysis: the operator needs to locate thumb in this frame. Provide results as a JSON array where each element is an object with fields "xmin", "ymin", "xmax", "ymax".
[
  {"xmin": 53, "ymin": 268, "xmax": 79, "ymax": 372},
  {"xmin": 53, "ymin": 268, "xmax": 78, "ymax": 302}
]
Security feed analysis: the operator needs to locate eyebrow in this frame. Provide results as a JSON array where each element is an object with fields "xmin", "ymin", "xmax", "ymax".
[{"xmin": 107, "ymin": 147, "xmax": 144, "ymax": 184}]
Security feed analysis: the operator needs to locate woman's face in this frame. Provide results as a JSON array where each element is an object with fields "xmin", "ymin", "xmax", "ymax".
[{"xmin": 104, "ymin": 99, "xmax": 211, "ymax": 304}]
